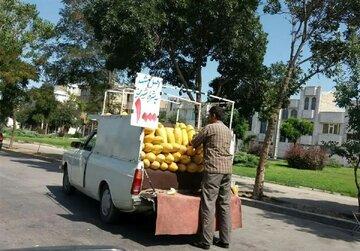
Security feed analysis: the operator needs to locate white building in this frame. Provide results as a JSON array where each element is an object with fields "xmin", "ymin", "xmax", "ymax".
[
  {"xmin": 54, "ymin": 84, "xmax": 82, "ymax": 103},
  {"xmin": 249, "ymin": 86, "xmax": 348, "ymax": 158}
]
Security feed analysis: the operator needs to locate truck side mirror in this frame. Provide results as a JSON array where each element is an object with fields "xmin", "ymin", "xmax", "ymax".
[{"xmin": 71, "ymin": 141, "xmax": 83, "ymax": 149}]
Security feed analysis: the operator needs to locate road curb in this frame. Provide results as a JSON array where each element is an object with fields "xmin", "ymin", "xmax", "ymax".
[
  {"xmin": 241, "ymin": 197, "xmax": 358, "ymax": 233},
  {"xmin": 1, "ymin": 148, "xmax": 61, "ymax": 163}
]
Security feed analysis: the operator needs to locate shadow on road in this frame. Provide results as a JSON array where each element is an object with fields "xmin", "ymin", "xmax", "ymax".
[
  {"xmin": 275, "ymin": 197, "xmax": 357, "ymax": 220},
  {"xmin": 46, "ymin": 185, "xmax": 196, "ymax": 247},
  {"xmin": 259, "ymin": 210, "xmax": 360, "ymax": 242},
  {"xmin": 1, "ymin": 150, "xmax": 61, "ymax": 173}
]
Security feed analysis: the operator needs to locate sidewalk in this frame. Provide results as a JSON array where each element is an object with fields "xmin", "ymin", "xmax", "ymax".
[
  {"xmin": 233, "ymin": 175, "xmax": 358, "ymax": 220},
  {"xmin": 2, "ymin": 140, "xmax": 64, "ymax": 161}
]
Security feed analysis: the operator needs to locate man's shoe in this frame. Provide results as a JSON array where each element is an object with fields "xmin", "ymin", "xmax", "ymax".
[
  {"xmin": 191, "ymin": 241, "xmax": 210, "ymax": 250},
  {"xmin": 213, "ymin": 238, "xmax": 229, "ymax": 248}
]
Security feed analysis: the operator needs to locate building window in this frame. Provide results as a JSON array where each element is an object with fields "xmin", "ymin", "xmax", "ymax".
[
  {"xmin": 282, "ymin": 109, "xmax": 288, "ymax": 120},
  {"xmin": 304, "ymin": 97, "xmax": 309, "ymax": 110},
  {"xmin": 290, "ymin": 109, "xmax": 298, "ymax": 118},
  {"xmin": 260, "ymin": 120, "xmax": 267, "ymax": 134},
  {"xmin": 311, "ymin": 97, "xmax": 316, "ymax": 110},
  {"xmin": 323, "ymin": 123, "xmax": 340, "ymax": 134}
]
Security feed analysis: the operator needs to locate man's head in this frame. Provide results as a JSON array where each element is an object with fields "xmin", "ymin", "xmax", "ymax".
[{"xmin": 208, "ymin": 106, "xmax": 224, "ymax": 124}]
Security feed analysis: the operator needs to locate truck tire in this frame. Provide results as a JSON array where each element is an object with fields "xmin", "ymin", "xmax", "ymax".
[
  {"xmin": 100, "ymin": 184, "xmax": 119, "ymax": 224},
  {"xmin": 62, "ymin": 168, "xmax": 75, "ymax": 195}
]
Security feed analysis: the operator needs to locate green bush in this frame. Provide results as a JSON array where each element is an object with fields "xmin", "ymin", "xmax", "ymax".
[{"xmin": 233, "ymin": 152, "xmax": 259, "ymax": 168}]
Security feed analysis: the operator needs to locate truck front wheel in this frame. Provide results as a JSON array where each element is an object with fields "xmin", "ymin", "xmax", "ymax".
[
  {"xmin": 100, "ymin": 185, "xmax": 119, "ymax": 224},
  {"xmin": 62, "ymin": 168, "xmax": 75, "ymax": 195}
]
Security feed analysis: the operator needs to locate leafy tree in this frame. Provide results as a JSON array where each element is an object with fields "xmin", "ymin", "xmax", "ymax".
[
  {"xmin": 280, "ymin": 117, "xmax": 314, "ymax": 145},
  {"xmin": 46, "ymin": 0, "xmax": 121, "ymax": 114},
  {"xmin": 84, "ymin": 0, "xmax": 267, "ymax": 116},
  {"xmin": 0, "ymin": 0, "xmax": 53, "ymax": 147},
  {"xmin": 0, "ymin": 82, "xmax": 28, "ymax": 147},
  {"xmin": 252, "ymin": 0, "xmax": 359, "ymax": 199},
  {"xmin": 50, "ymin": 96, "xmax": 80, "ymax": 135},
  {"xmin": 327, "ymin": 32, "xmax": 360, "ymax": 210},
  {"xmin": 224, "ymin": 109, "xmax": 249, "ymax": 140},
  {"xmin": 29, "ymin": 84, "xmax": 58, "ymax": 134}
]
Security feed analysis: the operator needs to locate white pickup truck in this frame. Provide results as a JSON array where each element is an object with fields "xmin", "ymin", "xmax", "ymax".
[
  {"xmin": 61, "ymin": 115, "xmax": 203, "ymax": 224},
  {"xmin": 61, "ymin": 113, "xmax": 242, "ymax": 235}
]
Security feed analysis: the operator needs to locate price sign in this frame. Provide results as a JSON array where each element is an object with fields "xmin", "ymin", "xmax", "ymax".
[{"xmin": 131, "ymin": 73, "xmax": 163, "ymax": 129}]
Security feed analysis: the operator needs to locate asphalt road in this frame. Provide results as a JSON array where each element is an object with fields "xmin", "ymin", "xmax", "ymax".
[{"xmin": 0, "ymin": 150, "xmax": 359, "ymax": 251}]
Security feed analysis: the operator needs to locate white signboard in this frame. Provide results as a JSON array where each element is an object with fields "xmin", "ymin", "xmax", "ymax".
[{"xmin": 131, "ymin": 73, "xmax": 163, "ymax": 129}]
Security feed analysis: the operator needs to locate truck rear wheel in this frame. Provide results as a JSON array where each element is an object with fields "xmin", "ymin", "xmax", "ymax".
[
  {"xmin": 62, "ymin": 168, "xmax": 75, "ymax": 195},
  {"xmin": 100, "ymin": 185, "xmax": 119, "ymax": 224}
]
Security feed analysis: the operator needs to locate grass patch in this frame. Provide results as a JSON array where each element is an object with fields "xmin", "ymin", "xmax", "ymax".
[
  {"xmin": 233, "ymin": 160, "xmax": 357, "ymax": 197},
  {"xmin": 4, "ymin": 134, "xmax": 77, "ymax": 149}
]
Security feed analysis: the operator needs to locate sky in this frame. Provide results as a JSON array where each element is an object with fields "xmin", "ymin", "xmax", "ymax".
[{"xmin": 24, "ymin": 0, "xmax": 335, "ymax": 92}]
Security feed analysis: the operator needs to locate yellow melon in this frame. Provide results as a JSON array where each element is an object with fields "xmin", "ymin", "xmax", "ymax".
[
  {"xmin": 173, "ymin": 152, "xmax": 182, "ymax": 162},
  {"xmin": 143, "ymin": 159, "xmax": 150, "ymax": 168},
  {"xmin": 174, "ymin": 127, "xmax": 182, "ymax": 145},
  {"xmin": 180, "ymin": 155, "xmax": 191, "ymax": 164},
  {"xmin": 168, "ymin": 162, "xmax": 178, "ymax": 172},
  {"xmin": 165, "ymin": 153, "xmax": 175, "ymax": 164},
  {"xmin": 150, "ymin": 161, "xmax": 160, "ymax": 170},
  {"xmin": 179, "ymin": 145, "xmax": 188, "ymax": 154},
  {"xmin": 156, "ymin": 154, "xmax": 166, "ymax": 163},
  {"xmin": 186, "ymin": 146, "xmax": 196, "ymax": 156},
  {"xmin": 144, "ymin": 134, "xmax": 155, "ymax": 143},
  {"xmin": 143, "ymin": 143, "xmax": 154, "ymax": 153},
  {"xmin": 145, "ymin": 152, "xmax": 156, "ymax": 162},
  {"xmin": 152, "ymin": 144, "xmax": 163, "ymax": 154},
  {"xmin": 178, "ymin": 163, "xmax": 187, "ymax": 172},
  {"xmin": 161, "ymin": 143, "xmax": 173, "ymax": 153},
  {"xmin": 144, "ymin": 128, "xmax": 155, "ymax": 135},
  {"xmin": 166, "ymin": 127, "xmax": 176, "ymax": 144},
  {"xmin": 156, "ymin": 127, "xmax": 167, "ymax": 143},
  {"xmin": 160, "ymin": 162, "xmax": 168, "ymax": 171},
  {"xmin": 182, "ymin": 129, "xmax": 189, "ymax": 146},
  {"xmin": 152, "ymin": 136, "xmax": 165, "ymax": 144},
  {"xmin": 187, "ymin": 162, "xmax": 198, "ymax": 173},
  {"xmin": 140, "ymin": 151, "xmax": 146, "ymax": 160}
]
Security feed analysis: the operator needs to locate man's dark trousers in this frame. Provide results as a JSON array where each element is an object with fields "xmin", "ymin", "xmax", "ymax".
[{"xmin": 200, "ymin": 172, "xmax": 232, "ymax": 245}]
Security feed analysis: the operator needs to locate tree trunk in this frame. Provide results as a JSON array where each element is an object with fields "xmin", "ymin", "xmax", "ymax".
[
  {"xmin": 253, "ymin": 113, "xmax": 278, "ymax": 199},
  {"xmin": 354, "ymin": 160, "xmax": 360, "ymax": 212},
  {"xmin": 82, "ymin": 125, "xmax": 86, "ymax": 137},
  {"xmin": 41, "ymin": 119, "xmax": 44, "ymax": 130},
  {"xmin": 9, "ymin": 114, "xmax": 17, "ymax": 149},
  {"xmin": 194, "ymin": 66, "xmax": 202, "ymax": 128},
  {"xmin": 45, "ymin": 122, "xmax": 49, "ymax": 135}
]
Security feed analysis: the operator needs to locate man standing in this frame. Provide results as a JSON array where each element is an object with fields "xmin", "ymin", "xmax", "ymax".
[{"xmin": 191, "ymin": 106, "xmax": 234, "ymax": 250}]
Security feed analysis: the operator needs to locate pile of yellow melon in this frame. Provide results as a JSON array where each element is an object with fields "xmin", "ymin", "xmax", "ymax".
[{"xmin": 140, "ymin": 123, "xmax": 204, "ymax": 173}]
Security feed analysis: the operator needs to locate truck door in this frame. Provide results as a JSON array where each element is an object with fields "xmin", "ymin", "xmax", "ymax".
[{"xmin": 71, "ymin": 132, "xmax": 97, "ymax": 187}]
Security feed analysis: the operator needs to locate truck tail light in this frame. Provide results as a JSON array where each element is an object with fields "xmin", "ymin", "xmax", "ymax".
[{"xmin": 131, "ymin": 168, "xmax": 143, "ymax": 195}]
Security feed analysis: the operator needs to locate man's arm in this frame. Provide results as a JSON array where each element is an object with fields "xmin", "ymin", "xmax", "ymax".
[{"xmin": 191, "ymin": 127, "xmax": 207, "ymax": 148}]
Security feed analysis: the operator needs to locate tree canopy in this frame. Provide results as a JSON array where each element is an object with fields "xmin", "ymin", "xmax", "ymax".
[
  {"xmin": 0, "ymin": 0, "xmax": 53, "ymax": 85},
  {"xmin": 280, "ymin": 117, "xmax": 314, "ymax": 144},
  {"xmin": 84, "ymin": 0, "xmax": 267, "ymax": 105}
]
